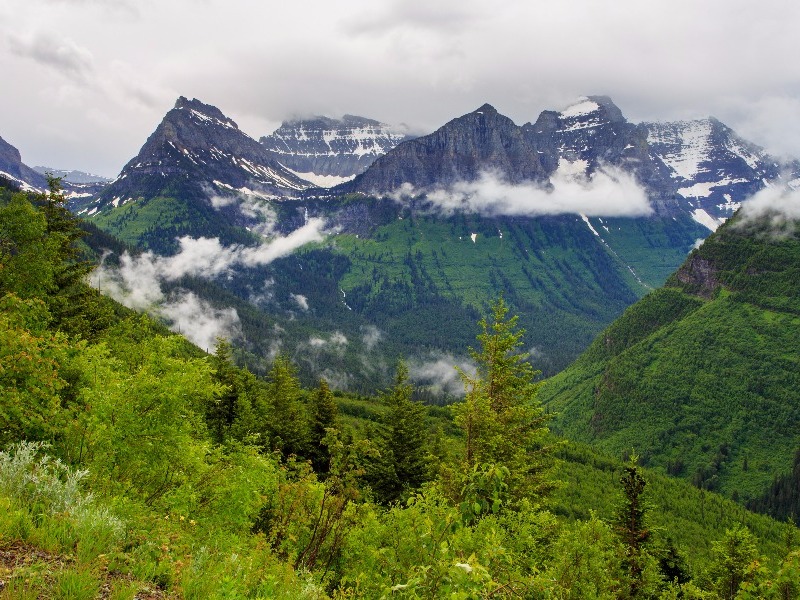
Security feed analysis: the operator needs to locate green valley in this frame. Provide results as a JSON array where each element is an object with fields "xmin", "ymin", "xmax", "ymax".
[{"xmin": 2, "ymin": 176, "xmax": 799, "ymax": 598}]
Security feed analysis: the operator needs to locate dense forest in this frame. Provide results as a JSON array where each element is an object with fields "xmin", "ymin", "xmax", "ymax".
[
  {"xmin": 539, "ymin": 210, "xmax": 800, "ymax": 511},
  {"xmin": 0, "ymin": 176, "xmax": 798, "ymax": 598}
]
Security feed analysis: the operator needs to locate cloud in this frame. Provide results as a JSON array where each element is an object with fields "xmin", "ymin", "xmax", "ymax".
[
  {"xmin": 408, "ymin": 352, "xmax": 476, "ymax": 397},
  {"xmin": 291, "ymin": 293, "xmax": 309, "ymax": 310},
  {"xmin": 737, "ymin": 182, "xmax": 800, "ymax": 237},
  {"xmin": 105, "ymin": 217, "xmax": 326, "ymax": 288},
  {"xmin": 91, "ymin": 220, "xmax": 327, "ymax": 347},
  {"xmin": 361, "ymin": 324, "xmax": 382, "ymax": 350},
  {"xmin": 319, "ymin": 368, "xmax": 351, "ymax": 391},
  {"xmin": 9, "ymin": 31, "xmax": 94, "ymax": 79},
  {"xmin": 160, "ymin": 292, "xmax": 241, "ymax": 352},
  {"xmin": 207, "ymin": 189, "xmax": 278, "ymax": 234},
  {"xmin": 404, "ymin": 160, "xmax": 652, "ymax": 218},
  {"xmin": 307, "ymin": 332, "xmax": 348, "ymax": 350},
  {"xmin": 8, "ymin": 0, "xmax": 800, "ymax": 178}
]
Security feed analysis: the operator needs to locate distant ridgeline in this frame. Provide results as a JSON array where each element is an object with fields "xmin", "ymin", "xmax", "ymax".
[
  {"xmin": 2, "ymin": 95, "xmax": 797, "ymax": 391},
  {"xmin": 540, "ymin": 207, "xmax": 800, "ymax": 513}
]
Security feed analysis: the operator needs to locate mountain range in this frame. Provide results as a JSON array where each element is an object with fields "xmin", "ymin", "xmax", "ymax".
[
  {"xmin": 2, "ymin": 92, "xmax": 798, "ymax": 515},
  {"xmin": 2, "ymin": 95, "xmax": 796, "ymax": 388}
]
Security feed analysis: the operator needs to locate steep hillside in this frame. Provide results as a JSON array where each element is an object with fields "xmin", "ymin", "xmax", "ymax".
[
  {"xmin": 540, "ymin": 209, "xmax": 800, "ymax": 508},
  {"xmin": 86, "ymin": 97, "xmax": 311, "ymax": 251}
]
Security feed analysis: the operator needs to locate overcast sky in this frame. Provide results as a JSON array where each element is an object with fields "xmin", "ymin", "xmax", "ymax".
[{"xmin": 3, "ymin": 0, "xmax": 800, "ymax": 177}]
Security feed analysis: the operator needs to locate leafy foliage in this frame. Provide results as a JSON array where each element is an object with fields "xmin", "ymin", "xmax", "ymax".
[{"xmin": 1, "ymin": 178, "xmax": 798, "ymax": 598}]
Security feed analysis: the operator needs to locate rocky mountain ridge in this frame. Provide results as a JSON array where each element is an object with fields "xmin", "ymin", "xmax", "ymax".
[
  {"xmin": 341, "ymin": 103, "xmax": 550, "ymax": 193},
  {"xmin": 259, "ymin": 114, "xmax": 412, "ymax": 186},
  {"xmin": 0, "ymin": 135, "xmax": 47, "ymax": 191},
  {"xmin": 96, "ymin": 96, "xmax": 312, "ymax": 212},
  {"xmin": 341, "ymin": 96, "xmax": 795, "ymax": 230}
]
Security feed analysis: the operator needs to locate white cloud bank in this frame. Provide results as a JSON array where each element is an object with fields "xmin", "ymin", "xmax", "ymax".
[
  {"xmin": 737, "ymin": 182, "xmax": 800, "ymax": 237},
  {"xmin": 92, "ymin": 218, "xmax": 327, "ymax": 349},
  {"xmin": 404, "ymin": 160, "xmax": 652, "ymax": 218}
]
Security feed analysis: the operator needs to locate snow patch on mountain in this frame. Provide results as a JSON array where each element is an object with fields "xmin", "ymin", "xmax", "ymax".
[
  {"xmin": 284, "ymin": 168, "xmax": 355, "ymax": 188},
  {"xmin": 0, "ymin": 170, "xmax": 40, "ymax": 192},
  {"xmin": 647, "ymin": 120, "xmax": 712, "ymax": 181},
  {"xmin": 261, "ymin": 115, "xmax": 412, "ymax": 179},
  {"xmin": 691, "ymin": 208, "xmax": 724, "ymax": 231}
]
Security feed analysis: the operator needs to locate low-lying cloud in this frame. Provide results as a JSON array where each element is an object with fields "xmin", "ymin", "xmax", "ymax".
[
  {"xmin": 398, "ymin": 160, "xmax": 653, "ymax": 218},
  {"xmin": 408, "ymin": 352, "xmax": 477, "ymax": 397},
  {"xmin": 160, "ymin": 292, "xmax": 241, "ymax": 352},
  {"xmin": 291, "ymin": 293, "xmax": 309, "ymax": 310},
  {"xmin": 208, "ymin": 191, "xmax": 278, "ymax": 235},
  {"xmin": 308, "ymin": 332, "xmax": 348, "ymax": 350},
  {"xmin": 361, "ymin": 324, "xmax": 382, "ymax": 351},
  {"xmin": 737, "ymin": 182, "xmax": 800, "ymax": 237},
  {"xmin": 91, "ymin": 219, "xmax": 327, "ymax": 349}
]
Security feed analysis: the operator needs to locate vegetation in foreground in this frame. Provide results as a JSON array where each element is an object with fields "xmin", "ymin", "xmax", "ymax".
[{"xmin": 1, "ymin": 176, "xmax": 798, "ymax": 598}]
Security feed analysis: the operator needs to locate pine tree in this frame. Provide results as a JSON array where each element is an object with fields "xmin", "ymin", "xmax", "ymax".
[
  {"xmin": 38, "ymin": 175, "xmax": 98, "ymax": 337},
  {"xmin": 452, "ymin": 297, "xmax": 553, "ymax": 502},
  {"xmin": 309, "ymin": 378, "xmax": 338, "ymax": 473},
  {"xmin": 708, "ymin": 525, "xmax": 761, "ymax": 600},
  {"xmin": 370, "ymin": 361, "xmax": 430, "ymax": 504},
  {"xmin": 264, "ymin": 355, "xmax": 309, "ymax": 459},
  {"xmin": 207, "ymin": 338, "xmax": 241, "ymax": 444},
  {"xmin": 615, "ymin": 453, "xmax": 651, "ymax": 598}
]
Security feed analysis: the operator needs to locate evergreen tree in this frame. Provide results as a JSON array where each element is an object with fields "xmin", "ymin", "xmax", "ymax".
[
  {"xmin": 0, "ymin": 191, "xmax": 56, "ymax": 299},
  {"xmin": 264, "ymin": 355, "xmax": 309, "ymax": 459},
  {"xmin": 452, "ymin": 297, "xmax": 553, "ymax": 502},
  {"xmin": 370, "ymin": 361, "xmax": 430, "ymax": 504},
  {"xmin": 308, "ymin": 378, "xmax": 338, "ymax": 473},
  {"xmin": 207, "ymin": 338, "xmax": 241, "ymax": 444},
  {"xmin": 708, "ymin": 525, "xmax": 761, "ymax": 600},
  {"xmin": 615, "ymin": 453, "xmax": 652, "ymax": 598}
]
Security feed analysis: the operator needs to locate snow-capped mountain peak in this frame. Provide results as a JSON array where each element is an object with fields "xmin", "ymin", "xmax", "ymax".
[
  {"xmin": 94, "ymin": 97, "xmax": 312, "ymax": 211},
  {"xmin": 260, "ymin": 114, "xmax": 414, "ymax": 185}
]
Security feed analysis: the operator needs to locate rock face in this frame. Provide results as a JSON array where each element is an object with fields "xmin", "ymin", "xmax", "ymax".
[
  {"xmin": 0, "ymin": 135, "xmax": 47, "ymax": 191},
  {"xmin": 342, "ymin": 104, "xmax": 549, "ymax": 193},
  {"xmin": 260, "ymin": 115, "xmax": 412, "ymax": 186},
  {"xmin": 339, "ymin": 96, "xmax": 794, "ymax": 227},
  {"xmin": 99, "ymin": 97, "xmax": 312, "ymax": 208},
  {"xmin": 524, "ymin": 96, "xmax": 676, "ymax": 209},
  {"xmin": 644, "ymin": 118, "xmax": 786, "ymax": 220}
]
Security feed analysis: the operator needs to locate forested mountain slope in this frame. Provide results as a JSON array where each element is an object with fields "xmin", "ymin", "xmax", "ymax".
[{"xmin": 540, "ymin": 205, "xmax": 800, "ymax": 509}]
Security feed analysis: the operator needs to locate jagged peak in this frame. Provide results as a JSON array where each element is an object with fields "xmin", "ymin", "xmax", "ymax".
[
  {"xmin": 587, "ymin": 95, "xmax": 626, "ymax": 122},
  {"xmin": 559, "ymin": 95, "xmax": 625, "ymax": 122},
  {"xmin": 473, "ymin": 103, "xmax": 499, "ymax": 115},
  {"xmin": 173, "ymin": 96, "xmax": 238, "ymax": 129}
]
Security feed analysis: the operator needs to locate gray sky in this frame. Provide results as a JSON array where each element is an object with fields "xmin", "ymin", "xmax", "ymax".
[{"xmin": 3, "ymin": 0, "xmax": 800, "ymax": 177}]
